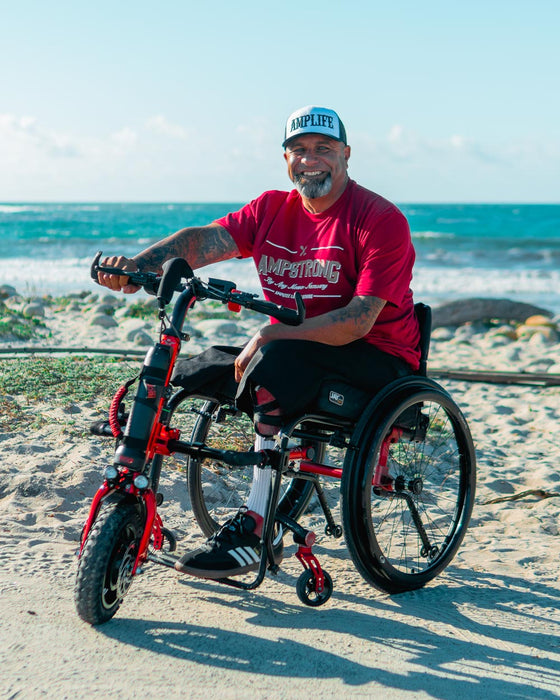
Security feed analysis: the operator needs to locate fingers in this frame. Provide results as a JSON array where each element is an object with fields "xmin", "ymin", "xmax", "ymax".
[
  {"xmin": 97, "ymin": 255, "xmax": 139, "ymax": 292},
  {"xmin": 234, "ymin": 357, "xmax": 244, "ymax": 383}
]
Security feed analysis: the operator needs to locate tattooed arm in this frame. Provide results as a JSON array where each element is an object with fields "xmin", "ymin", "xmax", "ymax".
[
  {"xmin": 97, "ymin": 224, "xmax": 239, "ymax": 292},
  {"xmin": 234, "ymin": 296, "xmax": 386, "ymax": 381}
]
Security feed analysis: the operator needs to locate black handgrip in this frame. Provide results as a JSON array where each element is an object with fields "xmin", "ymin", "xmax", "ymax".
[
  {"xmin": 249, "ymin": 292, "xmax": 306, "ymax": 326},
  {"xmin": 90, "ymin": 251, "xmax": 160, "ymax": 295}
]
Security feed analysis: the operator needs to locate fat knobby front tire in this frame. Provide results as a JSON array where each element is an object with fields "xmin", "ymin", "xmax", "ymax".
[{"xmin": 75, "ymin": 502, "xmax": 143, "ymax": 625}]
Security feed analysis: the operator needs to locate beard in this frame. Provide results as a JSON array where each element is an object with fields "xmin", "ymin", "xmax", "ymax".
[{"xmin": 293, "ymin": 173, "xmax": 332, "ymax": 199}]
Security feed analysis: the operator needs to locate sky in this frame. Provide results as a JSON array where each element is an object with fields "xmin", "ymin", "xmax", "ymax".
[{"xmin": 1, "ymin": 0, "xmax": 559, "ymax": 203}]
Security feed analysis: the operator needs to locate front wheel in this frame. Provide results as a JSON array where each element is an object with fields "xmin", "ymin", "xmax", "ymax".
[{"xmin": 75, "ymin": 502, "xmax": 143, "ymax": 625}]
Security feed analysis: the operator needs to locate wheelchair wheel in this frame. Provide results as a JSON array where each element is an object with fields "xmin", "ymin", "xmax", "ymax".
[
  {"xmin": 341, "ymin": 386, "xmax": 476, "ymax": 593},
  {"xmin": 188, "ymin": 401, "xmax": 317, "ymax": 537}
]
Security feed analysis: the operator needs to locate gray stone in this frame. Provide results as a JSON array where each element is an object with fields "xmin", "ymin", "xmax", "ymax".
[
  {"xmin": 0, "ymin": 285, "xmax": 17, "ymax": 300},
  {"xmin": 91, "ymin": 303, "xmax": 116, "ymax": 316},
  {"xmin": 22, "ymin": 303, "xmax": 45, "ymax": 318},
  {"xmin": 432, "ymin": 298, "xmax": 553, "ymax": 328},
  {"xmin": 133, "ymin": 331, "xmax": 154, "ymax": 346},
  {"xmin": 90, "ymin": 314, "xmax": 118, "ymax": 328},
  {"xmin": 194, "ymin": 319, "xmax": 241, "ymax": 336}
]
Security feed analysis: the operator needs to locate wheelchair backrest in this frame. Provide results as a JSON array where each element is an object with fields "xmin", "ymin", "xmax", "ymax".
[{"xmin": 414, "ymin": 302, "xmax": 432, "ymax": 377}]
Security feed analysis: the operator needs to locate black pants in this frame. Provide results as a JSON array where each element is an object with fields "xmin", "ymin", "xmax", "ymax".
[{"xmin": 172, "ymin": 340, "xmax": 412, "ymax": 418}]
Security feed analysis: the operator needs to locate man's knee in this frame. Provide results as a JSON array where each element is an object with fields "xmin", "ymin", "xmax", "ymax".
[{"xmin": 253, "ymin": 386, "xmax": 282, "ymax": 436}]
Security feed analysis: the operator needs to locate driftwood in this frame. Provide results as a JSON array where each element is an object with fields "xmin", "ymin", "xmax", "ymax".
[
  {"xmin": 431, "ymin": 298, "xmax": 553, "ymax": 328},
  {"xmin": 482, "ymin": 489, "xmax": 560, "ymax": 504}
]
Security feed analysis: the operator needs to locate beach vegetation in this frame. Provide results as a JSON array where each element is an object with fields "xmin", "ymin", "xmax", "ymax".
[
  {"xmin": 0, "ymin": 301, "xmax": 44, "ymax": 340},
  {"xmin": 123, "ymin": 299, "xmax": 159, "ymax": 319},
  {"xmin": 0, "ymin": 355, "xmax": 140, "ymax": 431}
]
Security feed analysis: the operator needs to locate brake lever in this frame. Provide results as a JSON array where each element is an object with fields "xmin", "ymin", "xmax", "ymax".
[{"xmin": 90, "ymin": 250, "xmax": 130, "ymax": 282}]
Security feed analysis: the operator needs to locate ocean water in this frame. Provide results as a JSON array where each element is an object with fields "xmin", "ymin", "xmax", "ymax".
[{"xmin": 1, "ymin": 202, "xmax": 559, "ymax": 314}]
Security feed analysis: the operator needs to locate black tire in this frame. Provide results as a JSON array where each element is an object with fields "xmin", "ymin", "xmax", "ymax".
[
  {"xmin": 187, "ymin": 401, "xmax": 317, "ymax": 537},
  {"xmin": 296, "ymin": 569, "xmax": 334, "ymax": 607},
  {"xmin": 341, "ymin": 387, "xmax": 476, "ymax": 594},
  {"xmin": 75, "ymin": 502, "xmax": 143, "ymax": 625}
]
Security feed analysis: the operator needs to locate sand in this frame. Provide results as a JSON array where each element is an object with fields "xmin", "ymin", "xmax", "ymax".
[{"xmin": 1, "ymin": 291, "xmax": 560, "ymax": 699}]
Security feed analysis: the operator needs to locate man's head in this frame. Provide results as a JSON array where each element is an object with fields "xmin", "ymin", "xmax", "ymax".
[{"xmin": 283, "ymin": 106, "xmax": 350, "ymax": 209}]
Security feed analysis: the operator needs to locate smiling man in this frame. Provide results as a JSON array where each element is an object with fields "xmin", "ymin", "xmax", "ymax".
[{"xmin": 97, "ymin": 106, "xmax": 420, "ymax": 579}]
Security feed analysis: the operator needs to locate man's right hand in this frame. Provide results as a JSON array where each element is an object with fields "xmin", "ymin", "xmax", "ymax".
[{"xmin": 97, "ymin": 255, "xmax": 141, "ymax": 294}]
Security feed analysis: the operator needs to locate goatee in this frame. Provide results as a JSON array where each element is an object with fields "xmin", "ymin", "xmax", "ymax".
[{"xmin": 293, "ymin": 173, "xmax": 332, "ymax": 199}]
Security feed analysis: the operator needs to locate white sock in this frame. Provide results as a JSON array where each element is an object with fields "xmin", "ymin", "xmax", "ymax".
[{"xmin": 245, "ymin": 435, "xmax": 276, "ymax": 517}]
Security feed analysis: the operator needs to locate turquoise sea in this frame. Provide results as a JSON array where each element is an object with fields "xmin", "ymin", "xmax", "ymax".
[{"xmin": 1, "ymin": 202, "xmax": 559, "ymax": 313}]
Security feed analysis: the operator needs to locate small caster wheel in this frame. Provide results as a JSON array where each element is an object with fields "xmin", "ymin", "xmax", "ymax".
[
  {"xmin": 161, "ymin": 528, "xmax": 177, "ymax": 552},
  {"xmin": 296, "ymin": 569, "xmax": 333, "ymax": 607}
]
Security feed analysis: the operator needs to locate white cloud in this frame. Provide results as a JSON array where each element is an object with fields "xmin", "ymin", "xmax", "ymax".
[
  {"xmin": 0, "ymin": 113, "xmax": 557, "ymax": 201},
  {"xmin": 0, "ymin": 113, "xmax": 82, "ymax": 161},
  {"xmin": 145, "ymin": 115, "xmax": 189, "ymax": 140}
]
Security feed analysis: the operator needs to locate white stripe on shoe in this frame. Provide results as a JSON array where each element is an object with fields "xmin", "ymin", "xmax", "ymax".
[{"xmin": 228, "ymin": 547, "xmax": 260, "ymax": 567}]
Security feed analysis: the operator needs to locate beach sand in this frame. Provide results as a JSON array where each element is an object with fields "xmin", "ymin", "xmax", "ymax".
[{"xmin": 1, "ymin": 291, "xmax": 560, "ymax": 699}]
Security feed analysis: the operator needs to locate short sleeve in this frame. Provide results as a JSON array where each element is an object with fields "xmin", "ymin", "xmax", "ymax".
[{"xmin": 354, "ymin": 210, "xmax": 415, "ymax": 306}]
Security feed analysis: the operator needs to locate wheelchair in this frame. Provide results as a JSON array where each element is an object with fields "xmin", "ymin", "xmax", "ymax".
[{"xmin": 154, "ymin": 302, "xmax": 476, "ymax": 605}]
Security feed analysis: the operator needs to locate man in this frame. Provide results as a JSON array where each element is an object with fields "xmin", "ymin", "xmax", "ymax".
[{"xmin": 98, "ymin": 105, "xmax": 420, "ymax": 580}]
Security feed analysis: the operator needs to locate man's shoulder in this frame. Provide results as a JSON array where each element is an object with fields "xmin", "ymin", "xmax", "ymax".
[{"xmin": 347, "ymin": 181, "xmax": 406, "ymax": 223}]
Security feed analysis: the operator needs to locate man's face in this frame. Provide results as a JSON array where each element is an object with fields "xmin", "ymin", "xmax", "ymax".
[{"xmin": 284, "ymin": 134, "xmax": 350, "ymax": 201}]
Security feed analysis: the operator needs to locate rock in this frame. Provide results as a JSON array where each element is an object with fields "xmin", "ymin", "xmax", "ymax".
[
  {"xmin": 90, "ymin": 303, "xmax": 115, "ymax": 316},
  {"xmin": 0, "ymin": 285, "xmax": 17, "ymax": 300},
  {"xmin": 123, "ymin": 320, "xmax": 150, "ymax": 340},
  {"xmin": 524, "ymin": 314, "xmax": 557, "ymax": 328},
  {"xmin": 487, "ymin": 324, "xmax": 517, "ymax": 340},
  {"xmin": 22, "ymin": 303, "xmax": 45, "ymax": 318},
  {"xmin": 453, "ymin": 325, "xmax": 476, "ymax": 342},
  {"xmin": 193, "ymin": 319, "xmax": 242, "ymax": 336},
  {"xmin": 183, "ymin": 323, "xmax": 203, "ymax": 338},
  {"xmin": 430, "ymin": 327, "xmax": 455, "ymax": 341},
  {"xmin": 431, "ymin": 298, "xmax": 553, "ymax": 328},
  {"xmin": 516, "ymin": 325, "xmax": 559, "ymax": 342},
  {"xmin": 527, "ymin": 329, "xmax": 558, "ymax": 345},
  {"xmin": 100, "ymin": 294, "xmax": 122, "ymax": 306},
  {"xmin": 133, "ymin": 331, "xmax": 154, "ymax": 346},
  {"xmin": 89, "ymin": 314, "xmax": 118, "ymax": 328}
]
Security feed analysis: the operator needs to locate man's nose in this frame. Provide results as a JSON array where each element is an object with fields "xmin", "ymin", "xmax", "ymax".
[{"xmin": 301, "ymin": 150, "xmax": 319, "ymax": 164}]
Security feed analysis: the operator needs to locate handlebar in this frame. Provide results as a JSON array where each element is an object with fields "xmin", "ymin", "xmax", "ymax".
[{"xmin": 90, "ymin": 251, "xmax": 305, "ymax": 326}]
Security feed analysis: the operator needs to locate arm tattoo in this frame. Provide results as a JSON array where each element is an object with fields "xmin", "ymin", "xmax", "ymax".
[
  {"xmin": 334, "ymin": 296, "xmax": 386, "ymax": 335},
  {"xmin": 133, "ymin": 224, "xmax": 238, "ymax": 273}
]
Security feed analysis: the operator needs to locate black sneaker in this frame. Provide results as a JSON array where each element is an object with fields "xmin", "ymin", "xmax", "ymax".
[{"xmin": 175, "ymin": 509, "xmax": 283, "ymax": 579}]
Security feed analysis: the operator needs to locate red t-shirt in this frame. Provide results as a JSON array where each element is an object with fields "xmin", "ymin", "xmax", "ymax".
[{"xmin": 215, "ymin": 180, "xmax": 420, "ymax": 369}]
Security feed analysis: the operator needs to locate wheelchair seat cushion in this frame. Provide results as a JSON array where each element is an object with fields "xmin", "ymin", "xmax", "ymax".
[{"xmin": 171, "ymin": 345, "xmax": 241, "ymax": 404}]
